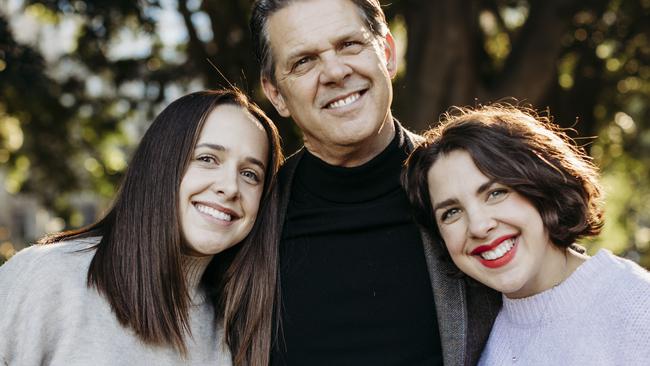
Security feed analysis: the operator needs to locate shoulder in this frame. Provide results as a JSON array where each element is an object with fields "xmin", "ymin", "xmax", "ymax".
[
  {"xmin": 279, "ymin": 148, "xmax": 304, "ymax": 177},
  {"xmin": 0, "ymin": 237, "xmax": 101, "ymax": 363},
  {"xmin": 278, "ymin": 148, "xmax": 305, "ymax": 194},
  {"xmin": 3, "ymin": 237, "xmax": 99, "ymax": 270},
  {"xmin": 0, "ymin": 237, "xmax": 99, "ymax": 298},
  {"xmin": 394, "ymin": 120, "xmax": 424, "ymax": 153},
  {"xmin": 403, "ymin": 127, "xmax": 424, "ymax": 145},
  {"xmin": 585, "ymin": 250, "xmax": 650, "ymax": 307},
  {"xmin": 597, "ymin": 250, "xmax": 650, "ymax": 291},
  {"xmin": 592, "ymin": 250, "xmax": 650, "ymax": 338}
]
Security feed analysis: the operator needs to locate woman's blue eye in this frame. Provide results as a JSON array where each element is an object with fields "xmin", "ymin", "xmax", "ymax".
[
  {"xmin": 241, "ymin": 170, "xmax": 260, "ymax": 183},
  {"xmin": 197, "ymin": 155, "xmax": 216, "ymax": 164},
  {"xmin": 441, "ymin": 208, "xmax": 460, "ymax": 222},
  {"xmin": 489, "ymin": 188, "xmax": 508, "ymax": 199}
]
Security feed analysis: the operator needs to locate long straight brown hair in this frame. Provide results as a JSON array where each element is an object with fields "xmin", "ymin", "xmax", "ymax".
[{"xmin": 40, "ymin": 88, "xmax": 283, "ymax": 365}]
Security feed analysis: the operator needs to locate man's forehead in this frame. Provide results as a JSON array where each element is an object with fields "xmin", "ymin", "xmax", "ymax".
[{"xmin": 265, "ymin": 0, "xmax": 370, "ymax": 54}]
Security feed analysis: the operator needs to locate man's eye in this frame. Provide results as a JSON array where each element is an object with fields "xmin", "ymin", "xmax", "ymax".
[
  {"xmin": 293, "ymin": 57, "xmax": 313, "ymax": 71},
  {"xmin": 341, "ymin": 41, "xmax": 363, "ymax": 52}
]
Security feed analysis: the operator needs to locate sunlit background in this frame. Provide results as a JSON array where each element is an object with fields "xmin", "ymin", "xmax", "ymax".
[{"xmin": 0, "ymin": 0, "xmax": 649, "ymax": 268}]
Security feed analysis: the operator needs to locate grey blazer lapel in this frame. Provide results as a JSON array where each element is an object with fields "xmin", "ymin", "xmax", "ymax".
[
  {"xmin": 401, "ymin": 124, "xmax": 468, "ymax": 366},
  {"xmin": 277, "ymin": 148, "xmax": 305, "ymax": 231},
  {"xmin": 420, "ymin": 230, "xmax": 467, "ymax": 366}
]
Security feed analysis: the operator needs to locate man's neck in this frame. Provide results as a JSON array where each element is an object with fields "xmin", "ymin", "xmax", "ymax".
[{"xmin": 304, "ymin": 118, "xmax": 396, "ymax": 167}]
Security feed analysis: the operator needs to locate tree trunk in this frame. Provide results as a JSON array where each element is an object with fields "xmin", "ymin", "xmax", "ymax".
[{"xmin": 397, "ymin": 0, "xmax": 480, "ymax": 132}]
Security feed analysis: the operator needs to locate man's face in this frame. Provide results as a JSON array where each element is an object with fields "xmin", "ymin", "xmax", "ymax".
[{"xmin": 262, "ymin": 0, "xmax": 397, "ymax": 166}]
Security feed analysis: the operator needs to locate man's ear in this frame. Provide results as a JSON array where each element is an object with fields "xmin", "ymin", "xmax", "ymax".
[
  {"xmin": 262, "ymin": 77, "xmax": 291, "ymax": 117},
  {"xmin": 383, "ymin": 31, "xmax": 398, "ymax": 78}
]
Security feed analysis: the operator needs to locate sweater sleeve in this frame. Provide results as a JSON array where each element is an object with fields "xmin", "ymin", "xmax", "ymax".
[
  {"xmin": 612, "ymin": 258, "xmax": 650, "ymax": 363},
  {"xmin": 0, "ymin": 242, "xmax": 87, "ymax": 366},
  {"xmin": 0, "ymin": 245, "xmax": 51, "ymax": 365}
]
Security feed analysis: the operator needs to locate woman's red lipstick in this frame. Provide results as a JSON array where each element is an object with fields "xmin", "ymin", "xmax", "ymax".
[{"xmin": 471, "ymin": 234, "xmax": 518, "ymax": 269}]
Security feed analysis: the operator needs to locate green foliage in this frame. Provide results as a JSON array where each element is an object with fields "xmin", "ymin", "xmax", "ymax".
[{"xmin": 0, "ymin": 0, "xmax": 649, "ymax": 268}]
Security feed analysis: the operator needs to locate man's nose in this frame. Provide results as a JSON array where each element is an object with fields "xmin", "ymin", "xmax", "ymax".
[{"xmin": 319, "ymin": 53, "xmax": 352, "ymax": 85}]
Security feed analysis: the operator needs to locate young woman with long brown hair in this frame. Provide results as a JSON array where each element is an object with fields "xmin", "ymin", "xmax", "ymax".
[{"xmin": 0, "ymin": 88, "xmax": 283, "ymax": 365}]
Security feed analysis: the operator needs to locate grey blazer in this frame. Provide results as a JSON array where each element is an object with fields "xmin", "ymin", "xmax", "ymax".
[{"xmin": 276, "ymin": 121, "xmax": 501, "ymax": 366}]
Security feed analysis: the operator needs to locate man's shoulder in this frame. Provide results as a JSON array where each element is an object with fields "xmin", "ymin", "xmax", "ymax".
[
  {"xmin": 394, "ymin": 119, "xmax": 424, "ymax": 153},
  {"xmin": 401, "ymin": 125, "xmax": 424, "ymax": 144},
  {"xmin": 278, "ymin": 148, "xmax": 305, "ymax": 184}
]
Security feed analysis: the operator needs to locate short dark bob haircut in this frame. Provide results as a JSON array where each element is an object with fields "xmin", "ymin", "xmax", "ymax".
[
  {"xmin": 403, "ymin": 104, "xmax": 604, "ymax": 258},
  {"xmin": 41, "ymin": 88, "xmax": 283, "ymax": 365}
]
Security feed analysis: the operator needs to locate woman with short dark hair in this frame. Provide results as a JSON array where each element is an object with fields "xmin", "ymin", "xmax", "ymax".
[
  {"xmin": 402, "ymin": 104, "xmax": 650, "ymax": 365},
  {"xmin": 0, "ymin": 88, "xmax": 283, "ymax": 366}
]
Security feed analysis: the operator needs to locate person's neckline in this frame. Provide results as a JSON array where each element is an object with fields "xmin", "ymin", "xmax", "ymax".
[
  {"xmin": 303, "ymin": 118, "xmax": 397, "ymax": 168},
  {"xmin": 296, "ymin": 123, "xmax": 407, "ymax": 203},
  {"xmin": 182, "ymin": 254, "xmax": 214, "ymax": 305}
]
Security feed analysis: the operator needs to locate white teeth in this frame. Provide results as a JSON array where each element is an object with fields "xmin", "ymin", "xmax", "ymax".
[
  {"xmin": 480, "ymin": 238, "xmax": 516, "ymax": 260},
  {"xmin": 328, "ymin": 92, "xmax": 360, "ymax": 109},
  {"xmin": 195, "ymin": 204, "xmax": 232, "ymax": 222}
]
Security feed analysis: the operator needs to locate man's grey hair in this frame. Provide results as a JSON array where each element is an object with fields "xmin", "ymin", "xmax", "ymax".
[{"xmin": 249, "ymin": 0, "xmax": 389, "ymax": 85}]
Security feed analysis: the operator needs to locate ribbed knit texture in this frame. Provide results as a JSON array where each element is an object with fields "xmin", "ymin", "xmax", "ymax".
[
  {"xmin": 0, "ymin": 238, "xmax": 232, "ymax": 366},
  {"xmin": 479, "ymin": 249, "xmax": 650, "ymax": 366}
]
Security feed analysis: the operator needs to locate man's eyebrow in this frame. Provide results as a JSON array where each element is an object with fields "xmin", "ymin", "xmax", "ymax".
[
  {"xmin": 285, "ymin": 47, "xmax": 313, "ymax": 63},
  {"xmin": 333, "ymin": 28, "xmax": 366, "ymax": 44},
  {"xmin": 284, "ymin": 29, "xmax": 366, "ymax": 63}
]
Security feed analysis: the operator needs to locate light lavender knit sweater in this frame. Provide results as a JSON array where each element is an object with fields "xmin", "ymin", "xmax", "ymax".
[
  {"xmin": 0, "ymin": 238, "xmax": 232, "ymax": 366},
  {"xmin": 479, "ymin": 249, "xmax": 650, "ymax": 366}
]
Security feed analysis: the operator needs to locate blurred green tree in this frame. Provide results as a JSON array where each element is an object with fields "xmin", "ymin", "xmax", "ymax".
[{"xmin": 0, "ymin": 0, "xmax": 648, "ymax": 266}]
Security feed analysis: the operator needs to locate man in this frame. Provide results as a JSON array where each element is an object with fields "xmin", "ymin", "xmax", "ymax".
[{"xmin": 250, "ymin": 0, "xmax": 500, "ymax": 364}]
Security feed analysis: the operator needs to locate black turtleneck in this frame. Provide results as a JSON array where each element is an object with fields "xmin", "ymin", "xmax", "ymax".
[{"xmin": 271, "ymin": 130, "xmax": 443, "ymax": 366}]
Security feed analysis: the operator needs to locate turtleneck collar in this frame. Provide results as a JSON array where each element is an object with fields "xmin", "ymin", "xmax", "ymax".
[
  {"xmin": 295, "ymin": 121, "xmax": 408, "ymax": 203},
  {"xmin": 182, "ymin": 254, "xmax": 214, "ymax": 305}
]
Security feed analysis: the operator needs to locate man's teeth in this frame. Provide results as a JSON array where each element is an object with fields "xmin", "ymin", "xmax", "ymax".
[
  {"xmin": 328, "ymin": 92, "xmax": 360, "ymax": 109},
  {"xmin": 480, "ymin": 238, "xmax": 516, "ymax": 260},
  {"xmin": 195, "ymin": 204, "xmax": 232, "ymax": 221}
]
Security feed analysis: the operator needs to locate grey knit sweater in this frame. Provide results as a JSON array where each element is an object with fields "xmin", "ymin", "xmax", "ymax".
[
  {"xmin": 479, "ymin": 249, "xmax": 650, "ymax": 365},
  {"xmin": 0, "ymin": 238, "xmax": 232, "ymax": 366}
]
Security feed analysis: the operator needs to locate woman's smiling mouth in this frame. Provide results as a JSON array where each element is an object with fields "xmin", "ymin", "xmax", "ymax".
[
  {"xmin": 193, "ymin": 202, "xmax": 238, "ymax": 223},
  {"xmin": 471, "ymin": 235, "xmax": 519, "ymax": 269}
]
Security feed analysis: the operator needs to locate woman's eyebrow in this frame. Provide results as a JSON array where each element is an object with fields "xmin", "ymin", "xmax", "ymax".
[
  {"xmin": 433, "ymin": 198, "xmax": 458, "ymax": 212},
  {"xmin": 194, "ymin": 143, "xmax": 225, "ymax": 151},
  {"xmin": 477, "ymin": 179, "xmax": 496, "ymax": 194}
]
